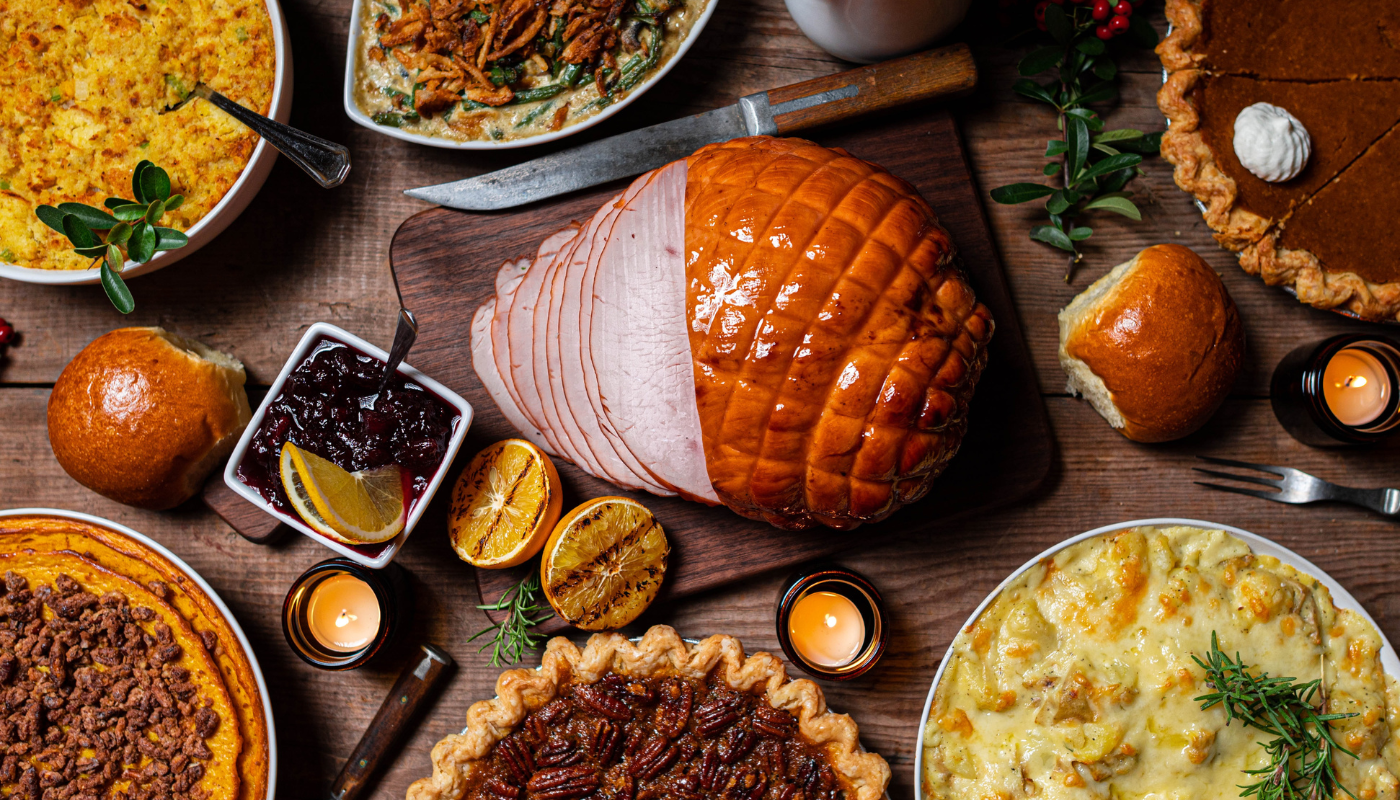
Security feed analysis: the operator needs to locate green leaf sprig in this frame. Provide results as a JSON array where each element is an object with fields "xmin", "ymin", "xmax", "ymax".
[
  {"xmin": 35, "ymin": 160, "xmax": 190, "ymax": 314},
  {"xmin": 468, "ymin": 572, "xmax": 553, "ymax": 667},
  {"xmin": 1193, "ymin": 632, "xmax": 1358, "ymax": 800},
  {"xmin": 990, "ymin": 3, "xmax": 1163, "ymax": 281}
]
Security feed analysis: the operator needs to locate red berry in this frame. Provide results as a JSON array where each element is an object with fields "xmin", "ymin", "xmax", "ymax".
[
  {"xmin": 1092, "ymin": 0, "xmax": 1111, "ymax": 19},
  {"xmin": 1096, "ymin": 23, "xmax": 1114, "ymax": 39},
  {"xmin": 0, "ymin": 319, "xmax": 13, "ymax": 348},
  {"xmin": 1034, "ymin": 0, "xmax": 1048, "ymax": 20},
  {"xmin": 1109, "ymin": 13, "xmax": 1130, "ymax": 32},
  {"xmin": 1114, "ymin": 1, "xmax": 1132, "ymax": 14}
]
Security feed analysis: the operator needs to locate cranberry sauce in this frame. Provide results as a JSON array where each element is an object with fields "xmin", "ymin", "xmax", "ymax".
[{"xmin": 237, "ymin": 338, "xmax": 459, "ymax": 517}]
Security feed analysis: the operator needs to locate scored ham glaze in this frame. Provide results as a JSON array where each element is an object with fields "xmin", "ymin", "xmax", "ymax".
[{"xmin": 470, "ymin": 137, "xmax": 994, "ymax": 529}]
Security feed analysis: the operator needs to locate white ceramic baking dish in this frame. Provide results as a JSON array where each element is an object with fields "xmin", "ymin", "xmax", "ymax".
[
  {"xmin": 912, "ymin": 517, "xmax": 1400, "ymax": 799},
  {"xmin": 341, "ymin": 0, "xmax": 717, "ymax": 150},
  {"xmin": 0, "ymin": 0, "xmax": 294, "ymax": 286}
]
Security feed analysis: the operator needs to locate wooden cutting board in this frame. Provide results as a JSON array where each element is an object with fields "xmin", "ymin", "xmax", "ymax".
[{"xmin": 377, "ymin": 107, "xmax": 1051, "ymax": 633}]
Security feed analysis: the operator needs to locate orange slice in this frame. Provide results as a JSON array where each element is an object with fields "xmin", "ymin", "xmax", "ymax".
[
  {"xmin": 448, "ymin": 439, "xmax": 562, "ymax": 568},
  {"xmin": 279, "ymin": 442, "xmax": 406, "ymax": 544},
  {"xmin": 540, "ymin": 496, "xmax": 668, "ymax": 631}
]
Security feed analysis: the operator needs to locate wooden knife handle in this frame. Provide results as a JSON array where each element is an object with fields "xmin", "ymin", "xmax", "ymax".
[
  {"xmin": 747, "ymin": 44, "xmax": 977, "ymax": 137},
  {"xmin": 327, "ymin": 644, "xmax": 455, "ymax": 800}
]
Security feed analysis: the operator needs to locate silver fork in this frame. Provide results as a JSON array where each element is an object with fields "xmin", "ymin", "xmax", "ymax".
[{"xmin": 1194, "ymin": 456, "xmax": 1400, "ymax": 516}]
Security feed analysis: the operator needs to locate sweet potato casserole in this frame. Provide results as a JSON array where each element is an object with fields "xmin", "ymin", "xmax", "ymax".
[
  {"xmin": 353, "ymin": 0, "xmax": 706, "ymax": 143},
  {"xmin": 0, "ymin": 0, "xmax": 276, "ymax": 270},
  {"xmin": 923, "ymin": 525, "xmax": 1400, "ymax": 799}
]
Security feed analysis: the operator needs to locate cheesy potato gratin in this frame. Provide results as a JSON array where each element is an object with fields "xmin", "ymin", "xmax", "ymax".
[
  {"xmin": 923, "ymin": 525, "xmax": 1400, "ymax": 800},
  {"xmin": 0, "ymin": 0, "xmax": 275, "ymax": 270}
]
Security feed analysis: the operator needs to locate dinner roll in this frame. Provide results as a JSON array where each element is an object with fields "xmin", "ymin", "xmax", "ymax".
[
  {"xmin": 48, "ymin": 327, "xmax": 252, "ymax": 509},
  {"xmin": 1058, "ymin": 244, "xmax": 1245, "ymax": 443}
]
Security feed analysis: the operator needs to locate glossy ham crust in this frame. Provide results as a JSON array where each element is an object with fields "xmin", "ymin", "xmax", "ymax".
[{"xmin": 684, "ymin": 137, "xmax": 994, "ymax": 530}]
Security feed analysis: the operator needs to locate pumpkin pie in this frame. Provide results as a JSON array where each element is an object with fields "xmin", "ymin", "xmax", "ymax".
[
  {"xmin": 406, "ymin": 625, "xmax": 890, "ymax": 800},
  {"xmin": 1158, "ymin": 0, "xmax": 1400, "ymax": 320}
]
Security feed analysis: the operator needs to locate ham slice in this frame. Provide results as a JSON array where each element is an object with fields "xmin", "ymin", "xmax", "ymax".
[{"xmin": 471, "ymin": 136, "xmax": 994, "ymax": 530}]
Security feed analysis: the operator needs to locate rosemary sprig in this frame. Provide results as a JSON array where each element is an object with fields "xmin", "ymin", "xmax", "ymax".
[
  {"xmin": 989, "ymin": 2, "xmax": 1162, "ymax": 282},
  {"xmin": 34, "ymin": 160, "xmax": 189, "ymax": 314},
  {"xmin": 468, "ymin": 572, "xmax": 553, "ymax": 667},
  {"xmin": 1193, "ymin": 632, "xmax": 1358, "ymax": 800}
]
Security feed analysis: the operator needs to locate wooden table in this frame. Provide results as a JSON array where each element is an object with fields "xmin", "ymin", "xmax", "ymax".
[{"xmin": 3, "ymin": 4, "xmax": 1399, "ymax": 799}]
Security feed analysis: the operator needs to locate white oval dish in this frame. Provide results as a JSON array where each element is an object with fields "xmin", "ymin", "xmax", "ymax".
[
  {"xmin": 223, "ymin": 322, "xmax": 473, "ymax": 569},
  {"xmin": 0, "ymin": 0, "xmax": 294, "ymax": 287},
  {"xmin": 341, "ymin": 0, "xmax": 717, "ymax": 150},
  {"xmin": 0, "ymin": 507, "xmax": 278, "ymax": 800},
  {"xmin": 912, "ymin": 517, "xmax": 1400, "ymax": 800}
]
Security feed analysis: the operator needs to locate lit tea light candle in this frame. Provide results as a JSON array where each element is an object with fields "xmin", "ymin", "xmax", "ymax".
[
  {"xmin": 307, "ymin": 573, "xmax": 382, "ymax": 652},
  {"xmin": 1271, "ymin": 335, "xmax": 1400, "ymax": 446},
  {"xmin": 1323, "ymin": 348, "xmax": 1390, "ymax": 427},
  {"xmin": 788, "ymin": 591, "xmax": 866, "ymax": 668},
  {"xmin": 283, "ymin": 558, "xmax": 407, "ymax": 670}
]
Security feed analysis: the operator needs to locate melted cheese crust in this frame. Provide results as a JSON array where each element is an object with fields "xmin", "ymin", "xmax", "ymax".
[{"xmin": 923, "ymin": 526, "xmax": 1400, "ymax": 800}]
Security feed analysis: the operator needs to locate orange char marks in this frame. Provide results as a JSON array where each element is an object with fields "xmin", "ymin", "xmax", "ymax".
[{"xmin": 684, "ymin": 137, "xmax": 994, "ymax": 530}]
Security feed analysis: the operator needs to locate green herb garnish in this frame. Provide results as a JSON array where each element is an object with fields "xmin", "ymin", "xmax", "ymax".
[
  {"xmin": 468, "ymin": 573, "xmax": 552, "ymax": 666},
  {"xmin": 0, "ymin": 249, "xmax": 15, "ymax": 262},
  {"xmin": 235, "ymin": 26, "xmax": 249, "ymax": 41},
  {"xmin": 989, "ymin": 4, "xmax": 1161, "ymax": 282},
  {"xmin": 1194, "ymin": 632, "xmax": 1358, "ymax": 800},
  {"xmin": 34, "ymin": 160, "xmax": 188, "ymax": 314}
]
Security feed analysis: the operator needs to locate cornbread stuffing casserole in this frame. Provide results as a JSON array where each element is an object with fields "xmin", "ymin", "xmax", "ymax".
[
  {"xmin": 923, "ymin": 525, "xmax": 1400, "ymax": 800},
  {"xmin": 0, "ymin": 516, "xmax": 269, "ymax": 800},
  {"xmin": 0, "ymin": 0, "xmax": 276, "ymax": 270}
]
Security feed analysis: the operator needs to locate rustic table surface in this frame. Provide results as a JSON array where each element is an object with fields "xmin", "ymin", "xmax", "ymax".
[{"xmin": 3, "ymin": 3, "xmax": 1398, "ymax": 799}]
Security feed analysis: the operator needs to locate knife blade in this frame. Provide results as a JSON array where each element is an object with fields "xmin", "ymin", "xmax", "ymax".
[{"xmin": 405, "ymin": 43, "xmax": 977, "ymax": 211}]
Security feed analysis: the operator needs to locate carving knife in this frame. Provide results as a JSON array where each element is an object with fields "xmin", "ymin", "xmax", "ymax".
[{"xmin": 404, "ymin": 43, "xmax": 977, "ymax": 211}]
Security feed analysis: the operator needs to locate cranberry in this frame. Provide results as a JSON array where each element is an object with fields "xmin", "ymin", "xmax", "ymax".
[
  {"xmin": 1109, "ymin": 13, "xmax": 1130, "ymax": 32},
  {"xmin": 234, "ymin": 339, "xmax": 458, "ymax": 515},
  {"xmin": 1114, "ymin": 1, "xmax": 1132, "ymax": 14},
  {"xmin": 1033, "ymin": 0, "xmax": 1048, "ymax": 20},
  {"xmin": 1096, "ymin": 23, "xmax": 1113, "ymax": 38},
  {"xmin": 0, "ymin": 319, "xmax": 12, "ymax": 348},
  {"xmin": 1092, "ymin": 0, "xmax": 1111, "ymax": 19}
]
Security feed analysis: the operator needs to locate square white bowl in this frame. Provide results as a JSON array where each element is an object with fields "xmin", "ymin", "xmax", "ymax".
[{"xmin": 223, "ymin": 322, "xmax": 472, "ymax": 568}]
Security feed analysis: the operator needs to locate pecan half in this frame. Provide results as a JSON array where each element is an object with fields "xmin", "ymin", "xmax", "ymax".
[
  {"xmin": 752, "ymin": 704, "xmax": 796, "ymax": 738},
  {"xmin": 571, "ymin": 684, "xmax": 631, "ymax": 721},
  {"xmin": 628, "ymin": 736, "xmax": 679, "ymax": 782},
  {"xmin": 727, "ymin": 770, "xmax": 768, "ymax": 800},
  {"xmin": 653, "ymin": 679, "xmax": 692, "ymax": 739},
  {"xmin": 591, "ymin": 719, "xmax": 623, "ymax": 765},
  {"xmin": 693, "ymin": 692, "xmax": 741, "ymax": 736},
  {"xmin": 535, "ymin": 736, "xmax": 582, "ymax": 767},
  {"xmin": 697, "ymin": 743, "xmax": 729, "ymax": 791},
  {"xmin": 497, "ymin": 736, "xmax": 534, "ymax": 784},
  {"xmin": 526, "ymin": 766, "xmax": 599, "ymax": 800},
  {"xmin": 481, "ymin": 777, "xmax": 521, "ymax": 799},
  {"xmin": 717, "ymin": 726, "xmax": 754, "ymax": 764}
]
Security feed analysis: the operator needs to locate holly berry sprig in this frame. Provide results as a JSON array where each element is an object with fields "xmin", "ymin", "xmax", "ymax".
[{"xmin": 992, "ymin": 0, "xmax": 1162, "ymax": 281}]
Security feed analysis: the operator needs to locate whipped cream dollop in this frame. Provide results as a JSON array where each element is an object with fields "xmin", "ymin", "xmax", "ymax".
[{"xmin": 1233, "ymin": 102, "xmax": 1312, "ymax": 183}]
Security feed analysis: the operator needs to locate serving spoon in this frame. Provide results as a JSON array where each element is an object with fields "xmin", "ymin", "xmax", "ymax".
[{"xmin": 162, "ymin": 82, "xmax": 351, "ymax": 188}]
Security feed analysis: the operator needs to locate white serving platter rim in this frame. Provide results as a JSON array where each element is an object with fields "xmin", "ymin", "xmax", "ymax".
[
  {"xmin": 223, "ymin": 322, "xmax": 474, "ymax": 569},
  {"xmin": 911, "ymin": 516, "xmax": 1400, "ymax": 800},
  {"xmin": 0, "ymin": 0, "xmax": 294, "ymax": 286},
  {"xmin": 0, "ymin": 507, "xmax": 278, "ymax": 800},
  {"xmin": 341, "ymin": 0, "xmax": 718, "ymax": 150}
]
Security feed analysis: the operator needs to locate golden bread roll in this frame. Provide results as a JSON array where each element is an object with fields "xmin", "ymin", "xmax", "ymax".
[
  {"xmin": 1058, "ymin": 244, "xmax": 1245, "ymax": 442},
  {"xmin": 47, "ymin": 327, "xmax": 252, "ymax": 509}
]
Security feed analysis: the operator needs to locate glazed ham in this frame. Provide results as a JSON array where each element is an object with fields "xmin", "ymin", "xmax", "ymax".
[{"xmin": 470, "ymin": 137, "xmax": 993, "ymax": 529}]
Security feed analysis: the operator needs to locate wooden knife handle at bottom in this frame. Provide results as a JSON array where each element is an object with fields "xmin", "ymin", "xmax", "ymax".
[
  {"xmin": 328, "ymin": 644, "xmax": 455, "ymax": 800},
  {"xmin": 764, "ymin": 43, "xmax": 978, "ymax": 136}
]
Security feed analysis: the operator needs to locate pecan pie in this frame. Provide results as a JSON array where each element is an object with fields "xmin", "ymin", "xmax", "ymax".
[
  {"xmin": 407, "ymin": 626, "xmax": 890, "ymax": 800},
  {"xmin": 1157, "ymin": 0, "xmax": 1400, "ymax": 320},
  {"xmin": 0, "ymin": 516, "xmax": 270, "ymax": 800}
]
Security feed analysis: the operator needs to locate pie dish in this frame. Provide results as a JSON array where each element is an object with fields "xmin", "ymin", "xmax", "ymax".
[
  {"xmin": 0, "ymin": 509, "xmax": 275, "ymax": 800},
  {"xmin": 1157, "ymin": 0, "xmax": 1400, "ymax": 320},
  {"xmin": 915, "ymin": 518, "xmax": 1400, "ymax": 800},
  {"xmin": 407, "ymin": 625, "xmax": 890, "ymax": 800}
]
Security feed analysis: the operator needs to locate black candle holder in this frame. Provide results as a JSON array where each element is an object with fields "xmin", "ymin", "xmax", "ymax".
[
  {"xmin": 1271, "ymin": 334, "xmax": 1400, "ymax": 447},
  {"xmin": 282, "ymin": 558, "xmax": 411, "ymax": 670},
  {"xmin": 775, "ymin": 564, "xmax": 887, "ymax": 681}
]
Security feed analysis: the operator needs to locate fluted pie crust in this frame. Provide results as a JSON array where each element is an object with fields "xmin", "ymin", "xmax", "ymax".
[
  {"xmin": 1157, "ymin": 0, "xmax": 1400, "ymax": 320},
  {"xmin": 407, "ymin": 626, "xmax": 890, "ymax": 800}
]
